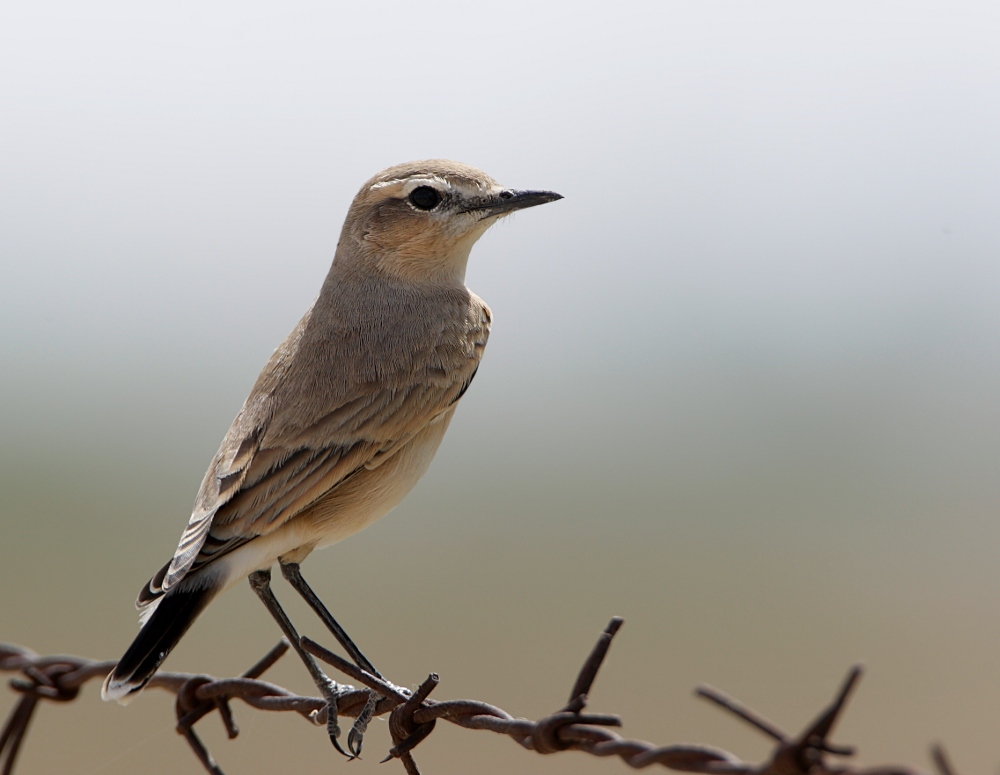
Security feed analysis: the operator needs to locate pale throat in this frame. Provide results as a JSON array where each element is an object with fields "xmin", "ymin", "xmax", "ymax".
[{"xmin": 379, "ymin": 218, "xmax": 495, "ymax": 286}]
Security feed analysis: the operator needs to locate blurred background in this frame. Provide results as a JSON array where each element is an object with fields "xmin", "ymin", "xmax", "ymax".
[{"xmin": 1, "ymin": 2, "xmax": 998, "ymax": 773}]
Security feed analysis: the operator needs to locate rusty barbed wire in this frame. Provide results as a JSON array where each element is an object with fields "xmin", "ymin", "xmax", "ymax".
[{"xmin": 1, "ymin": 618, "xmax": 945, "ymax": 775}]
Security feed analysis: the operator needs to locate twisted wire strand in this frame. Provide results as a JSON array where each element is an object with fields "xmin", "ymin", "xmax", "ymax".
[{"xmin": 1, "ymin": 619, "xmax": 937, "ymax": 775}]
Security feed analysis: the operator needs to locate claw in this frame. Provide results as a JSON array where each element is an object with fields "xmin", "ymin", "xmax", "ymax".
[
  {"xmin": 319, "ymin": 678, "xmax": 350, "ymax": 758},
  {"xmin": 347, "ymin": 690, "xmax": 380, "ymax": 758}
]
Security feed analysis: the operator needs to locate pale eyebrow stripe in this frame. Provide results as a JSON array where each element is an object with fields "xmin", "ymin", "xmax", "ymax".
[{"xmin": 370, "ymin": 175, "xmax": 454, "ymax": 192}]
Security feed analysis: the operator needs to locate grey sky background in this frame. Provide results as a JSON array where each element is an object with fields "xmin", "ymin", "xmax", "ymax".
[{"xmin": 2, "ymin": 3, "xmax": 999, "ymax": 774}]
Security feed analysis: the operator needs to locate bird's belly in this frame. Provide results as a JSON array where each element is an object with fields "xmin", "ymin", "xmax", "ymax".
[
  {"xmin": 303, "ymin": 408, "xmax": 456, "ymax": 550},
  {"xmin": 207, "ymin": 409, "xmax": 455, "ymax": 588}
]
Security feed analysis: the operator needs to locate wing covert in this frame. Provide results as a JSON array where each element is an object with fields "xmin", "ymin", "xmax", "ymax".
[{"xmin": 145, "ymin": 287, "xmax": 490, "ymax": 605}]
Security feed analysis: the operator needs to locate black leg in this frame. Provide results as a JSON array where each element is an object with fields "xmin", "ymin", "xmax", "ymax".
[
  {"xmin": 279, "ymin": 561, "xmax": 381, "ymax": 678},
  {"xmin": 279, "ymin": 561, "xmax": 384, "ymax": 756},
  {"xmin": 247, "ymin": 569, "xmax": 349, "ymax": 758}
]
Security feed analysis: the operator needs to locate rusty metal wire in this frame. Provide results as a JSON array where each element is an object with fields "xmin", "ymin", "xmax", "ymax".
[{"xmin": 1, "ymin": 617, "xmax": 938, "ymax": 775}]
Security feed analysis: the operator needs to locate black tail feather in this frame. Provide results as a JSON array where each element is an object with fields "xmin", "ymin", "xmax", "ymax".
[{"xmin": 103, "ymin": 583, "xmax": 216, "ymax": 701}]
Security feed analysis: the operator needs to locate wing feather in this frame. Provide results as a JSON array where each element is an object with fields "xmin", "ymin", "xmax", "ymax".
[{"xmin": 142, "ymin": 286, "xmax": 490, "ymax": 608}]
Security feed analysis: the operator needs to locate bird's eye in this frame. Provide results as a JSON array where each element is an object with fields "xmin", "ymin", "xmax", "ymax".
[{"xmin": 408, "ymin": 186, "xmax": 442, "ymax": 211}]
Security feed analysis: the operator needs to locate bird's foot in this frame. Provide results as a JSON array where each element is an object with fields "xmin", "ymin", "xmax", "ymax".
[
  {"xmin": 347, "ymin": 679, "xmax": 413, "ymax": 757},
  {"xmin": 317, "ymin": 676, "xmax": 354, "ymax": 758},
  {"xmin": 346, "ymin": 689, "xmax": 380, "ymax": 758}
]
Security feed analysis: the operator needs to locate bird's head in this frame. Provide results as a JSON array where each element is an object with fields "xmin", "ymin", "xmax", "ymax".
[{"xmin": 337, "ymin": 160, "xmax": 562, "ymax": 285}]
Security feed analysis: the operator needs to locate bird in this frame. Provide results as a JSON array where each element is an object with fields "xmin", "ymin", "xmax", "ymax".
[{"xmin": 101, "ymin": 159, "xmax": 562, "ymax": 755}]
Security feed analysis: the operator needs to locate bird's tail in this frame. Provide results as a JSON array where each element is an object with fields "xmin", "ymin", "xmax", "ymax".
[{"xmin": 102, "ymin": 581, "xmax": 218, "ymax": 704}]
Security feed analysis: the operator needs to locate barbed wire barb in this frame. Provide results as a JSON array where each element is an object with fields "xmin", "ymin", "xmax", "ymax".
[{"xmin": 931, "ymin": 744, "xmax": 959, "ymax": 775}]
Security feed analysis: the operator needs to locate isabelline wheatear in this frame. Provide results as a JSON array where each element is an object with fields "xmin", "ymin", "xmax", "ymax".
[{"xmin": 101, "ymin": 160, "xmax": 562, "ymax": 754}]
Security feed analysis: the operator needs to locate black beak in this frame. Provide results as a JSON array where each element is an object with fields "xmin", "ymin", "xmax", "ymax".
[{"xmin": 465, "ymin": 189, "xmax": 563, "ymax": 218}]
